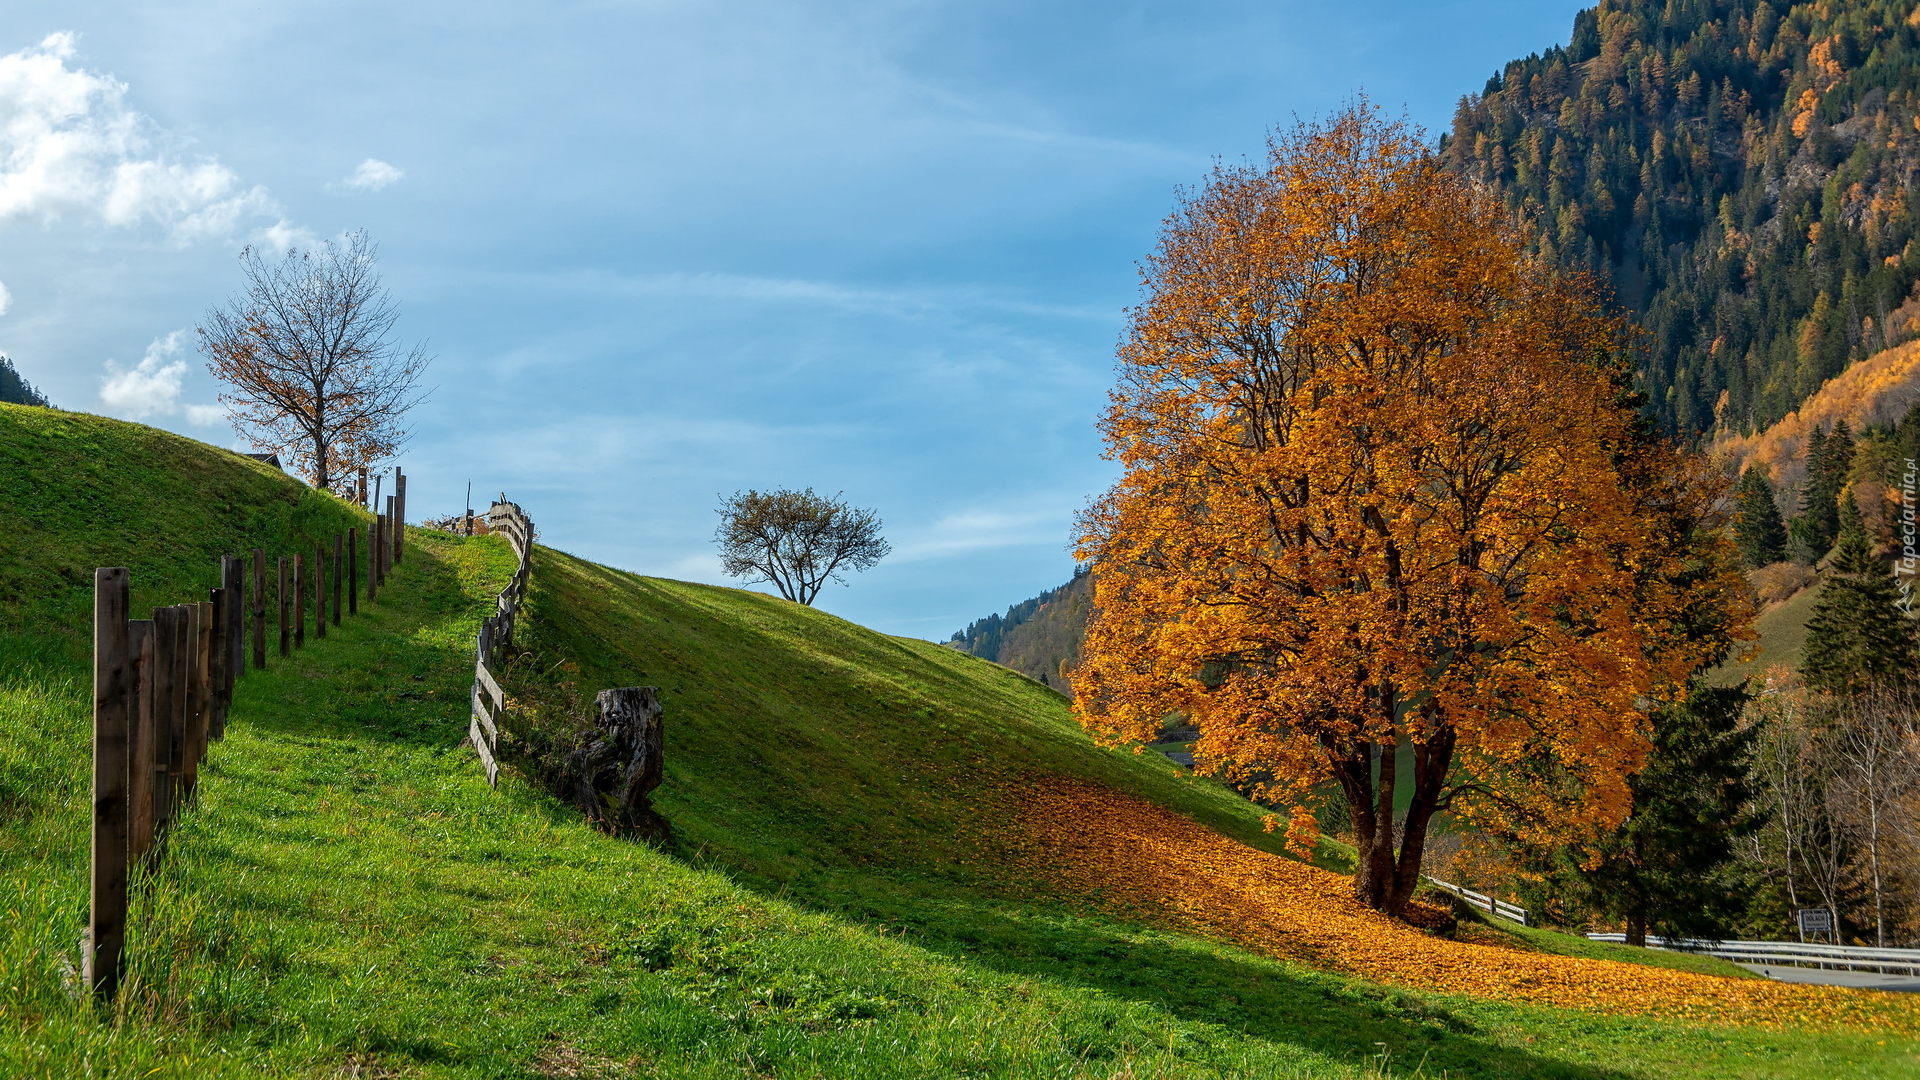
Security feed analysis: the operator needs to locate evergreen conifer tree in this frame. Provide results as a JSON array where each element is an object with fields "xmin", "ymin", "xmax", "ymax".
[
  {"xmin": 1895, "ymin": 403, "xmax": 1920, "ymax": 468},
  {"xmin": 1787, "ymin": 514, "xmax": 1827, "ymax": 567},
  {"xmin": 1552, "ymin": 682, "xmax": 1764, "ymax": 947},
  {"xmin": 1734, "ymin": 466, "xmax": 1788, "ymax": 568},
  {"xmin": 1803, "ymin": 496, "xmax": 1917, "ymax": 695},
  {"xmin": 1800, "ymin": 424, "xmax": 1854, "ymax": 554},
  {"xmin": 0, "ymin": 354, "xmax": 47, "ymax": 407}
]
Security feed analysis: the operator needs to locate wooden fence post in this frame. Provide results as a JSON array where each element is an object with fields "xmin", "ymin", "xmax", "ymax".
[
  {"xmin": 278, "ymin": 557, "xmax": 291, "ymax": 657},
  {"xmin": 221, "ymin": 556, "xmax": 243, "ymax": 738},
  {"xmin": 151, "ymin": 607, "xmax": 182, "ymax": 842},
  {"xmin": 348, "ymin": 528, "xmax": 359, "ymax": 614},
  {"xmin": 394, "ymin": 469, "xmax": 405, "ymax": 565},
  {"xmin": 180, "ymin": 604, "xmax": 199, "ymax": 802},
  {"xmin": 127, "ymin": 620, "xmax": 155, "ymax": 866},
  {"xmin": 358, "ymin": 466, "xmax": 368, "ymax": 508},
  {"xmin": 385, "ymin": 495, "xmax": 397, "ymax": 579},
  {"xmin": 315, "ymin": 549, "xmax": 327, "ymax": 639},
  {"xmin": 332, "ymin": 534, "xmax": 344, "ymax": 626},
  {"xmin": 252, "ymin": 549, "xmax": 267, "ymax": 671},
  {"xmin": 87, "ymin": 567, "xmax": 129, "ymax": 1000},
  {"xmin": 182, "ymin": 602, "xmax": 211, "ymax": 802},
  {"xmin": 208, "ymin": 586, "xmax": 228, "ymax": 741},
  {"xmin": 371, "ymin": 516, "xmax": 384, "ymax": 600},
  {"xmin": 293, "ymin": 553, "xmax": 305, "ymax": 650},
  {"xmin": 168, "ymin": 607, "xmax": 189, "ymax": 825}
]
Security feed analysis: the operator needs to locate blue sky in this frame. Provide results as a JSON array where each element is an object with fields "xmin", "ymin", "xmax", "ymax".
[{"xmin": 0, "ymin": 0, "xmax": 1586, "ymax": 639}]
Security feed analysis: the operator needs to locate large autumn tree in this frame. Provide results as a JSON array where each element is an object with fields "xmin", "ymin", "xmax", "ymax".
[{"xmin": 1073, "ymin": 103, "xmax": 1743, "ymax": 917}]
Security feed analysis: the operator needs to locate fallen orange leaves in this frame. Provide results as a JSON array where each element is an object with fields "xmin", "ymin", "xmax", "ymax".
[{"xmin": 1009, "ymin": 776, "xmax": 1920, "ymax": 1033}]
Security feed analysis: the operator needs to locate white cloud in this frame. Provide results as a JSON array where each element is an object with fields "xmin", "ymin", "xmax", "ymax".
[
  {"xmin": 183, "ymin": 403, "xmax": 226, "ymax": 426},
  {"xmin": 0, "ymin": 279, "xmax": 11, "ymax": 316},
  {"xmin": 0, "ymin": 33, "xmax": 279, "ymax": 240},
  {"xmin": 254, "ymin": 218, "xmax": 319, "ymax": 253},
  {"xmin": 98, "ymin": 330, "xmax": 222, "ymax": 425},
  {"xmin": 341, "ymin": 158, "xmax": 403, "ymax": 191}
]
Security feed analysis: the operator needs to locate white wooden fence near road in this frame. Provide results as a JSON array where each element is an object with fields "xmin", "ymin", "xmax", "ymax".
[
  {"xmin": 1425, "ymin": 877, "xmax": 1529, "ymax": 925},
  {"xmin": 1585, "ymin": 933, "xmax": 1920, "ymax": 976}
]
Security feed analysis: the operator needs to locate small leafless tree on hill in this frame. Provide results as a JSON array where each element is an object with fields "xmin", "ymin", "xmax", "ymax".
[{"xmin": 199, "ymin": 230, "xmax": 430, "ymax": 492}]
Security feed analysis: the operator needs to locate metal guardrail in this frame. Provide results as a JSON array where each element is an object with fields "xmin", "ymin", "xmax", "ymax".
[
  {"xmin": 1585, "ymin": 933, "xmax": 1920, "ymax": 975},
  {"xmin": 1426, "ymin": 877, "xmax": 1528, "ymax": 925}
]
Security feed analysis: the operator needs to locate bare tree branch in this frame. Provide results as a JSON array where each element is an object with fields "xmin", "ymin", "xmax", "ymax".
[{"xmin": 199, "ymin": 230, "xmax": 432, "ymax": 492}]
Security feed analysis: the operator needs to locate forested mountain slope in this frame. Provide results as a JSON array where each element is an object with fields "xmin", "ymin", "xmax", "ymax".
[
  {"xmin": 1441, "ymin": 0, "xmax": 1920, "ymax": 436},
  {"xmin": 946, "ymin": 569, "xmax": 1091, "ymax": 693}
]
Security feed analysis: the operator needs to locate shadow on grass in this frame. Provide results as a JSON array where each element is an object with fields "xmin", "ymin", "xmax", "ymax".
[
  {"xmin": 228, "ymin": 544, "xmax": 1635, "ymax": 1078},
  {"xmin": 740, "ymin": 877, "xmax": 1636, "ymax": 1080}
]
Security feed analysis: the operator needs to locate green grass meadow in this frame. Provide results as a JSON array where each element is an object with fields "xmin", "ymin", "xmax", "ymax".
[{"xmin": 1, "ymin": 408, "xmax": 1917, "ymax": 1077}]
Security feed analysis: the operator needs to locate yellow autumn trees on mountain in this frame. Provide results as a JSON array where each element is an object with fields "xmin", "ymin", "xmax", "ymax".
[{"xmin": 1073, "ymin": 104, "xmax": 1743, "ymax": 918}]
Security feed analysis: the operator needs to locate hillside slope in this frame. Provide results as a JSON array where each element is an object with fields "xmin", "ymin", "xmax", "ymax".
[
  {"xmin": 3, "ymin": 412, "xmax": 1916, "ymax": 1077},
  {"xmin": 0, "ymin": 403, "xmax": 365, "ymax": 637},
  {"xmin": 519, "ymin": 551, "xmax": 1301, "ymax": 910}
]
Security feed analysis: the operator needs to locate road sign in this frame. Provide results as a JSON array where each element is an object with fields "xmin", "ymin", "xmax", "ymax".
[{"xmin": 1797, "ymin": 908, "xmax": 1833, "ymax": 934}]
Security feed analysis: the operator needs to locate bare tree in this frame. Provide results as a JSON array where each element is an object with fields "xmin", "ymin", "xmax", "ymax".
[
  {"xmin": 1749, "ymin": 685, "xmax": 1848, "ymax": 940},
  {"xmin": 1833, "ymin": 688, "xmax": 1920, "ymax": 946},
  {"xmin": 714, "ymin": 488, "xmax": 890, "ymax": 606},
  {"xmin": 200, "ymin": 230, "xmax": 430, "ymax": 492}
]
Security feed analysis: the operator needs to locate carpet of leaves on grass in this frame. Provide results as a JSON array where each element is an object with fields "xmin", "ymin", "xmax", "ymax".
[{"xmin": 1009, "ymin": 775, "xmax": 1920, "ymax": 1032}]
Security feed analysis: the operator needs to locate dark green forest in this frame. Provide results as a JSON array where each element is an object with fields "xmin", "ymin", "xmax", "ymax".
[
  {"xmin": 1440, "ymin": 0, "xmax": 1920, "ymax": 436},
  {"xmin": 0, "ymin": 355, "xmax": 46, "ymax": 408}
]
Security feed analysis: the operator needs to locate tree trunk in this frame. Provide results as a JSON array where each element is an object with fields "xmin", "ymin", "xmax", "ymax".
[
  {"xmin": 1626, "ymin": 908, "xmax": 1648, "ymax": 948},
  {"xmin": 1385, "ymin": 726, "xmax": 1454, "ymax": 915},
  {"xmin": 312, "ymin": 389, "xmax": 329, "ymax": 492},
  {"xmin": 1342, "ymin": 716, "xmax": 1455, "ymax": 919},
  {"xmin": 1349, "ymin": 740, "xmax": 1396, "ymax": 911},
  {"xmin": 563, "ymin": 687, "xmax": 669, "ymax": 841}
]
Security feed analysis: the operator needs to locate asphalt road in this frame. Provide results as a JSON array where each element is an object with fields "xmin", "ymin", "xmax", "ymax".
[{"xmin": 1739, "ymin": 963, "xmax": 1920, "ymax": 992}]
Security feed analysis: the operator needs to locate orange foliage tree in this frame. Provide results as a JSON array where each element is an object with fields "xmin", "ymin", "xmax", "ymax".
[{"xmin": 1073, "ymin": 104, "xmax": 1744, "ymax": 917}]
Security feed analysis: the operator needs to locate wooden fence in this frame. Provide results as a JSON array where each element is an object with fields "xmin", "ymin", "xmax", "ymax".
[
  {"xmin": 467, "ymin": 499, "xmax": 533, "ymax": 787},
  {"xmin": 1425, "ymin": 877, "xmax": 1530, "ymax": 926},
  {"xmin": 86, "ymin": 468, "xmax": 411, "ymax": 1000}
]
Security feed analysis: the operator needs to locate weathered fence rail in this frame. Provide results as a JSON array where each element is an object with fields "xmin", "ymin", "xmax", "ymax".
[
  {"xmin": 1585, "ymin": 933, "xmax": 1920, "ymax": 975},
  {"xmin": 468, "ymin": 498, "xmax": 532, "ymax": 787},
  {"xmin": 1425, "ymin": 877, "xmax": 1530, "ymax": 925},
  {"xmin": 86, "ymin": 468, "xmax": 412, "ymax": 999}
]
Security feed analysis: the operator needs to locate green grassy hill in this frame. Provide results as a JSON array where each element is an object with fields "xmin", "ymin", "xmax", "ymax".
[
  {"xmin": 2, "ymin": 408, "xmax": 1914, "ymax": 1078},
  {"xmin": 1713, "ymin": 579, "xmax": 1824, "ymax": 687}
]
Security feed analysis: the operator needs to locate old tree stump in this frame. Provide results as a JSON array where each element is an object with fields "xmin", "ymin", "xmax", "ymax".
[{"xmin": 564, "ymin": 687, "xmax": 668, "ymax": 841}]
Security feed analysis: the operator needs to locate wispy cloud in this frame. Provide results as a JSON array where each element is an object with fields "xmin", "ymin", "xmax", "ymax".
[
  {"xmin": 0, "ymin": 33, "xmax": 278, "ymax": 241},
  {"xmin": 97, "ymin": 330, "xmax": 222, "ymax": 424},
  {"xmin": 889, "ymin": 505, "xmax": 1069, "ymax": 563},
  {"xmin": 339, "ymin": 158, "xmax": 403, "ymax": 192},
  {"xmin": 501, "ymin": 267, "xmax": 1117, "ymax": 323}
]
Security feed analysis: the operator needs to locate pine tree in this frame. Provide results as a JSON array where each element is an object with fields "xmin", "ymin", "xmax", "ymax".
[
  {"xmin": 1826, "ymin": 420, "xmax": 1857, "ymax": 493},
  {"xmin": 1802, "ymin": 496, "xmax": 1917, "ymax": 695},
  {"xmin": 0, "ymin": 354, "xmax": 47, "ymax": 407},
  {"xmin": 1801, "ymin": 425, "xmax": 1845, "ymax": 554},
  {"xmin": 1734, "ymin": 466, "xmax": 1788, "ymax": 568},
  {"xmin": 1554, "ymin": 682, "xmax": 1765, "ymax": 947}
]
